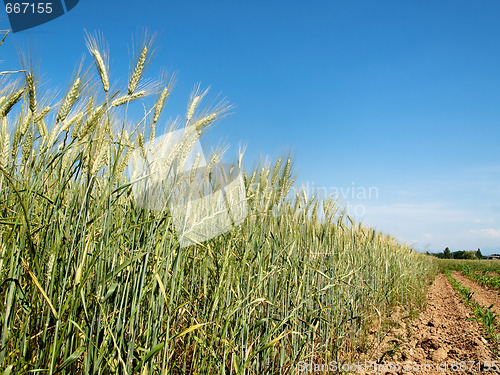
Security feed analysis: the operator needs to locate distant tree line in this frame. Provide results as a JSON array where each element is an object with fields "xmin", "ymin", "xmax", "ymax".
[{"xmin": 427, "ymin": 247, "xmax": 484, "ymax": 260}]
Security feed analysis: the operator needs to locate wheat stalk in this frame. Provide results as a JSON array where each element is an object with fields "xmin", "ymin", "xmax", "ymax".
[
  {"xmin": 0, "ymin": 30, "xmax": 9, "ymax": 47},
  {"xmin": 0, "ymin": 241, "xmax": 5, "ymax": 280},
  {"xmin": 0, "ymin": 34, "xmax": 440, "ymax": 374}
]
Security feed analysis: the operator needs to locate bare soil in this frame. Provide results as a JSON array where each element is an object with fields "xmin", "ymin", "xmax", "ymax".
[
  {"xmin": 356, "ymin": 273, "xmax": 499, "ymax": 374},
  {"xmin": 452, "ymin": 271, "xmax": 500, "ymax": 316}
]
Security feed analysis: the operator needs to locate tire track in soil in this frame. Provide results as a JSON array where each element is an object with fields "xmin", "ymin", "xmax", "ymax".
[{"xmin": 358, "ymin": 273, "xmax": 498, "ymax": 375}]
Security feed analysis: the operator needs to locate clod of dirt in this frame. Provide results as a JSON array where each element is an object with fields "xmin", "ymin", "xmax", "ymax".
[{"xmin": 430, "ymin": 347, "xmax": 447, "ymax": 361}]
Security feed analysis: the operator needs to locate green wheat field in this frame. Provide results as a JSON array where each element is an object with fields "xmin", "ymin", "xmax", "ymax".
[{"xmin": 0, "ymin": 33, "xmax": 436, "ymax": 374}]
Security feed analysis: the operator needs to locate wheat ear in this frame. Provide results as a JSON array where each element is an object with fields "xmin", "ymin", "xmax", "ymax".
[
  {"xmin": 19, "ymin": 110, "xmax": 32, "ymax": 135},
  {"xmin": 33, "ymin": 105, "xmax": 50, "ymax": 123},
  {"xmin": 26, "ymin": 73, "xmax": 36, "ymax": 113},
  {"xmin": 57, "ymin": 77, "xmax": 81, "ymax": 122},
  {"xmin": 115, "ymin": 145, "xmax": 133, "ymax": 178},
  {"xmin": 137, "ymin": 132, "xmax": 145, "ymax": 158},
  {"xmin": 153, "ymin": 86, "xmax": 170, "ymax": 124},
  {"xmin": 0, "ymin": 87, "xmax": 25, "ymax": 119},
  {"xmin": 78, "ymin": 104, "xmax": 105, "ymax": 139},
  {"xmin": 12, "ymin": 111, "xmax": 31, "ymax": 158},
  {"xmin": 22, "ymin": 127, "xmax": 33, "ymax": 164},
  {"xmin": 34, "ymin": 106, "xmax": 50, "ymax": 140},
  {"xmin": 0, "ymin": 117, "xmax": 9, "ymax": 169},
  {"xmin": 186, "ymin": 95, "xmax": 200, "ymax": 123},
  {"xmin": 271, "ymin": 158, "xmax": 282, "ymax": 187},
  {"xmin": 92, "ymin": 50, "xmax": 109, "ymax": 92},
  {"xmin": 68, "ymin": 112, "xmax": 84, "ymax": 136},
  {"xmin": 85, "ymin": 32, "xmax": 110, "ymax": 93},
  {"xmin": 192, "ymin": 113, "xmax": 217, "ymax": 133},
  {"xmin": 128, "ymin": 46, "xmax": 147, "ymax": 95},
  {"xmin": 111, "ymin": 90, "xmax": 146, "ymax": 107},
  {"xmin": 36, "ymin": 119, "xmax": 48, "ymax": 140}
]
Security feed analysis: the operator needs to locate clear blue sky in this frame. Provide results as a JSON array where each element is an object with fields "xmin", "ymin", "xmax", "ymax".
[{"xmin": 1, "ymin": 1, "xmax": 499, "ymax": 253}]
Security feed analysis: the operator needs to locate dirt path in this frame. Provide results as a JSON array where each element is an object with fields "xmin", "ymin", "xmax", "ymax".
[
  {"xmin": 358, "ymin": 273, "xmax": 498, "ymax": 374},
  {"xmin": 452, "ymin": 271, "xmax": 500, "ymax": 316}
]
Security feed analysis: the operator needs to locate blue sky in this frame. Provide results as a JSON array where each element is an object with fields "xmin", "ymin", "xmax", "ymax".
[{"xmin": 1, "ymin": 1, "xmax": 499, "ymax": 253}]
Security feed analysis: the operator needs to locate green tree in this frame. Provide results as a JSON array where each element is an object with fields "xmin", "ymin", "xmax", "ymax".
[
  {"xmin": 476, "ymin": 248, "xmax": 483, "ymax": 260},
  {"xmin": 443, "ymin": 247, "xmax": 452, "ymax": 259},
  {"xmin": 463, "ymin": 251, "xmax": 477, "ymax": 260}
]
